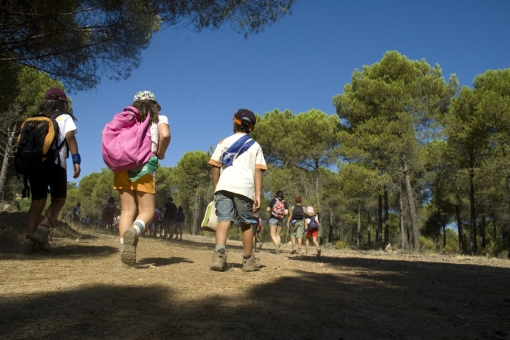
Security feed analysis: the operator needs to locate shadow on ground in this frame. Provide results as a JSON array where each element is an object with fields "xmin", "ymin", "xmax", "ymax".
[{"xmin": 1, "ymin": 256, "xmax": 509, "ymax": 340}]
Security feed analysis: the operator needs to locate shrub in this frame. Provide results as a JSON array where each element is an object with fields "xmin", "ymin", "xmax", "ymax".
[{"xmin": 335, "ymin": 240, "xmax": 350, "ymax": 250}]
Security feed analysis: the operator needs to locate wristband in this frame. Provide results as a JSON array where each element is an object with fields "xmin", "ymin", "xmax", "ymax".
[{"xmin": 72, "ymin": 153, "xmax": 81, "ymax": 165}]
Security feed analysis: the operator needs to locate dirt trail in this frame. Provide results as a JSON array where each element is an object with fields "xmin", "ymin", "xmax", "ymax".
[{"xmin": 1, "ymin": 212, "xmax": 510, "ymax": 340}]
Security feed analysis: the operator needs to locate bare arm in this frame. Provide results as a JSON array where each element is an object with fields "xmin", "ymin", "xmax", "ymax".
[
  {"xmin": 253, "ymin": 168, "xmax": 263, "ymax": 212},
  {"xmin": 211, "ymin": 166, "xmax": 221, "ymax": 192},
  {"xmin": 65, "ymin": 130, "xmax": 80, "ymax": 179},
  {"xmin": 157, "ymin": 123, "xmax": 170, "ymax": 160}
]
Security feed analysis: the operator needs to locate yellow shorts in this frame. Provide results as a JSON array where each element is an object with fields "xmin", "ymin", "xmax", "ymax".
[{"xmin": 113, "ymin": 172, "xmax": 155, "ymax": 194}]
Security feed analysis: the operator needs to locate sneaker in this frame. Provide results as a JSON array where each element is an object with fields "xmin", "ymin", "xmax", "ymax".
[
  {"xmin": 30, "ymin": 227, "xmax": 52, "ymax": 253},
  {"xmin": 255, "ymin": 256, "xmax": 261, "ymax": 268},
  {"xmin": 275, "ymin": 244, "xmax": 280, "ymax": 255},
  {"xmin": 296, "ymin": 248, "xmax": 301, "ymax": 255},
  {"xmin": 210, "ymin": 251, "xmax": 227, "ymax": 271},
  {"xmin": 121, "ymin": 227, "xmax": 138, "ymax": 265},
  {"xmin": 242, "ymin": 254, "xmax": 259, "ymax": 272},
  {"xmin": 316, "ymin": 247, "xmax": 321, "ymax": 257},
  {"xmin": 21, "ymin": 239, "xmax": 35, "ymax": 255},
  {"xmin": 290, "ymin": 245, "xmax": 296, "ymax": 254}
]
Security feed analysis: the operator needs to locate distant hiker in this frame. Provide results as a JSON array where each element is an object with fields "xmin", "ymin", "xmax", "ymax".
[
  {"xmin": 252, "ymin": 214, "xmax": 263, "ymax": 252},
  {"xmin": 72, "ymin": 202, "xmax": 81, "ymax": 222},
  {"xmin": 175, "ymin": 206, "xmax": 185, "ymax": 240},
  {"xmin": 267, "ymin": 190, "xmax": 288, "ymax": 254},
  {"xmin": 287, "ymin": 196, "xmax": 305, "ymax": 255},
  {"xmin": 104, "ymin": 196, "xmax": 117, "ymax": 232},
  {"xmin": 208, "ymin": 109, "xmax": 267, "ymax": 272},
  {"xmin": 163, "ymin": 196, "xmax": 177, "ymax": 238},
  {"xmin": 152, "ymin": 203, "xmax": 162, "ymax": 237},
  {"xmin": 20, "ymin": 87, "xmax": 81, "ymax": 254},
  {"xmin": 109, "ymin": 91, "xmax": 170, "ymax": 267},
  {"xmin": 305, "ymin": 206, "xmax": 321, "ymax": 256}
]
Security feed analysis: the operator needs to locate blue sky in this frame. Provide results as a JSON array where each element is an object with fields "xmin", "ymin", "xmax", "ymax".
[{"xmin": 69, "ymin": 0, "xmax": 510, "ymax": 182}]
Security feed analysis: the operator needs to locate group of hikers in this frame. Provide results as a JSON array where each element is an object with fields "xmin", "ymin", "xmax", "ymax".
[
  {"xmin": 19, "ymin": 88, "xmax": 319, "ymax": 272},
  {"xmin": 265, "ymin": 191, "xmax": 321, "ymax": 257}
]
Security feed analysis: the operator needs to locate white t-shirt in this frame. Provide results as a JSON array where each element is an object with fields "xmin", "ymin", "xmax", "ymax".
[
  {"xmin": 150, "ymin": 115, "xmax": 169, "ymax": 153},
  {"xmin": 209, "ymin": 133, "xmax": 267, "ymax": 200},
  {"xmin": 54, "ymin": 113, "xmax": 77, "ymax": 169}
]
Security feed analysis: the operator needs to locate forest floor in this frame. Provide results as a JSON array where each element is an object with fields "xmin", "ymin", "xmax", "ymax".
[{"xmin": 1, "ymin": 211, "xmax": 510, "ymax": 340}]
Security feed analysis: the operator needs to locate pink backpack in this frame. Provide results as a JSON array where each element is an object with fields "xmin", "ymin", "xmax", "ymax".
[{"xmin": 102, "ymin": 106, "xmax": 153, "ymax": 172}]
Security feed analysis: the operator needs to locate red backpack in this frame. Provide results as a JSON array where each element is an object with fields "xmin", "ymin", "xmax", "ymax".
[{"xmin": 271, "ymin": 198, "xmax": 286, "ymax": 219}]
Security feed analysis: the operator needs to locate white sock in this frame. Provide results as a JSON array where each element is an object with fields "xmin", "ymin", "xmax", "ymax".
[
  {"xmin": 120, "ymin": 238, "xmax": 124, "ymax": 245},
  {"xmin": 133, "ymin": 220, "xmax": 145, "ymax": 235}
]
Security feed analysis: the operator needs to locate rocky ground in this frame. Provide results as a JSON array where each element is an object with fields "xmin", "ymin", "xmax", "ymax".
[{"xmin": 1, "ymin": 211, "xmax": 510, "ymax": 340}]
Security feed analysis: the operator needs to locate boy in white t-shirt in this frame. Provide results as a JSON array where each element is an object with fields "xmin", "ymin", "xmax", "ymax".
[{"xmin": 208, "ymin": 109, "xmax": 267, "ymax": 272}]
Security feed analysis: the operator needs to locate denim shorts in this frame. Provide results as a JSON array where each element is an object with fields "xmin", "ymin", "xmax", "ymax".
[
  {"xmin": 215, "ymin": 191, "xmax": 253, "ymax": 225},
  {"xmin": 269, "ymin": 217, "xmax": 284, "ymax": 226}
]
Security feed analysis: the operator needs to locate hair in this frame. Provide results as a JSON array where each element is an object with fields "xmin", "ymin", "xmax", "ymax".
[
  {"xmin": 77, "ymin": 202, "xmax": 81, "ymax": 206},
  {"xmin": 168, "ymin": 197, "xmax": 173, "ymax": 201},
  {"xmin": 36, "ymin": 99, "xmax": 77, "ymax": 121},
  {"xmin": 178, "ymin": 207, "xmax": 183, "ymax": 212},
  {"xmin": 108, "ymin": 196, "xmax": 115, "ymax": 202},
  {"xmin": 131, "ymin": 100, "xmax": 160, "ymax": 124},
  {"xmin": 234, "ymin": 122, "xmax": 251, "ymax": 133},
  {"xmin": 276, "ymin": 191, "xmax": 284, "ymax": 199}
]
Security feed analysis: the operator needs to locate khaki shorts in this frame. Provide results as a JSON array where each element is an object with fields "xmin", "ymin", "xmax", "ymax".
[
  {"xmin": 290, "ymin": 221, "xmax": 305, "ymax": 238},
  {"xmin": 113, "ymin": 172, "xmax": 155, "ymax": 194}
]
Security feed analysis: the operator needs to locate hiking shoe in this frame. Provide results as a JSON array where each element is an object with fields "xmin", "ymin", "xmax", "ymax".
[
  {"xmin": 316, "ymin": 247, "xmax": 321, "ymax": 257},
  {"xmin": 242, "ymin": 254, "xmax": 259, "ymax": 272},
  {"xmin": 210, "ymin": 251, "xmax": 227, "ymax": 271},
  {"xmin": 21, "ymin": 239, "xmax": 35, "ymax": 255},
  {"xmin": 121, "ymin": 227, "xmax": 138, "ymax": 265},
  {"xmin": 296, "ymin": 248, "xmax": 301, "ymax": 255},
  {"xmin": 30, "ymin": 227, "xmax": 52, "ymax": 253},
  {"xmin": 255, "ymin": 256, "xmax": 261, "ymax": 268}
]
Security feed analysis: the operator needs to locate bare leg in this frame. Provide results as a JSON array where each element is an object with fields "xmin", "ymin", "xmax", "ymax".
[
  {"xmin": 119, "ymin": 190, "xmax": 136, "ymax": 238},
  {"xmin": 270, "ymin": 225, "xmax": 279, "ymax": 246},
  {"xmin": 241, "ymin": 223, "xmax": 254, "ymax": 256},
  {"xmin": 313, "ymin": 236, "xmax": 320, "ymax": 248},
  {"xmin": 215, "ymin": 220, "xmax": 232, "ymax": 246},
  {"xmin": 276, "ymin": 226, "xmax": 282, "ymax": 244},
  {"xmin": 26, "ymin": 198, "xmax": 46, "ymax": 236},
  {"xmin": 39, "ymin": 196, "xmax": 66, "ymax": 227}
]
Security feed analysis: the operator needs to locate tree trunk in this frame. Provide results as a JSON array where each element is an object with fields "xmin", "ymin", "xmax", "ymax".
[
  {"xmin": 399, "ymin": 188, "xmax": 406, "ymax": 250},
  {"xmin": 436, "ymin": 210, "xmax": 441, "ymax": 252},
  {"xmin": 356, "ymin": 201, "xmax": 361, "ymax": 249},
  {"xmin": 480, "ymin": 214, "xmax": 486, "ymax": 249},
  {"xmin": 367, "ymin": 212, "xmax": 371, "ymax": 248},
  {"xmin": 329, "ymin": 209, "xmax": 334, "ymax": 243},
  {"xmin": 0, "ymin": 121, "xmax": 18, "ymax": 200},
  {"xmin": 377, "ymin": 194, "xmax": 383, "ymax": 249},
  {"xmin": 384, "ymin": 188, "xmax": 389, "ymax": 247},
  {"xmin": 493, "ymin": 216, "xmax": 497, "ymax": 244},
  {"xmin": 401, "ymin": 152, "xmax": 420, "ymax": 252},
  {"xmin": 468, "ymin": 165, "xmax": 477, "ymax": 255},
  {"xmin": 455, "ymin": 205, "xmax": 464, "ymax": 254}
]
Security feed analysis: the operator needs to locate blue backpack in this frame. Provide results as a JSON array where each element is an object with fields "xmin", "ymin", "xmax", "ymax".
[{"xmin": 308, "ymin": 216, "xmax": 319, "ymax": 231}]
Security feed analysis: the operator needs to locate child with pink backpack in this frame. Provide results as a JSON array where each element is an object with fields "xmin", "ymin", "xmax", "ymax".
[{"xmin": 102, "ymin": 91, "xmax": 170, "ymax": 267}]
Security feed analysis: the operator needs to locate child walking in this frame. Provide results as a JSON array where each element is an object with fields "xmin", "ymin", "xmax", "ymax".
[
  {"xmin": 21, "ymin": 88, "xmax": 81, "ymax": 254},
  {"xmin": 112, "ymin": 91, "xmax": 170, "ymax": 266},
  {"xmin": 208, "ymin": 109, "xmax": 267, "ymax": 272},
  {"xmin": 305, "ymin": 206, "xmax": 321, "ymax": 256}
]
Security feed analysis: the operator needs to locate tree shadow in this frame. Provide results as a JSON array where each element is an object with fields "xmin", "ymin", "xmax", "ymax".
[{"xmin": 0, "ymin": 256, "xmax": 509, "ymax": 339}]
